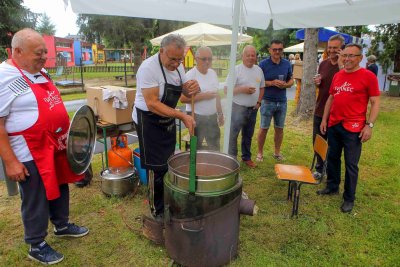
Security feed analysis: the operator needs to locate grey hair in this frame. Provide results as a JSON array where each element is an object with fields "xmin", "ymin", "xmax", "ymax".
[
  {"xmin": 242, "ymin": 45, "xmax": 256, "ymax": 55},
  {"xmin": 328, "ymin": 34, "xmax": 345, "ymax": 45},
  {"xmin": 160, "ymin": 34, "xmax": 186, "ymax": 49},
  {"xmin": 195, "ymin": 46, "xmax": 212, "ymax": 57},
  {"xmin": 11, "ymin": 28, "xmax": 41, "ymax": 50},
  {"xmin": 367, "ymin": 55, "xmax": 377, "ymax": 62},
  {"xmin": 345, "ymin": 43, "xmax": 363, "ymax": 52}
]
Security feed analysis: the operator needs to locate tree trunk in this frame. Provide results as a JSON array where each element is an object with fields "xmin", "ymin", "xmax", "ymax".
[{"xmin": 295, "ymin": 28, "xmax": 319, "ymax": 120}]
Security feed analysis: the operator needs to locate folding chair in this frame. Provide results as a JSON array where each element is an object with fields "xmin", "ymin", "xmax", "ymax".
[{"xmin": 274, "ymin": 134, "xmax": 328, "ymax": 217}]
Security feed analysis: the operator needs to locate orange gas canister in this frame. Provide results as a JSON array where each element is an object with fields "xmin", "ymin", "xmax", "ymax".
[{"xmin": 108, "ymin": 134, "xmax": 133, "ymax": 173}]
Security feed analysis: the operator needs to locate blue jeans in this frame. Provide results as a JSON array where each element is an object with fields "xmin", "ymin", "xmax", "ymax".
[
  {"xmin": 260, "ymin": 100, "xmax": 287, "ymax": 129},
  {"xmin": 228, "ymin": 102, "xmax": 258, "ymax": 161},
  {"xmin": 326, "ymin": 123, "xmax": 362, "ymax": 202}
]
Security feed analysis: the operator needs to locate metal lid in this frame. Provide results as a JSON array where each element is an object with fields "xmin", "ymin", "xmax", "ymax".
[
  {"xmin": 66, "ymin": 105, "xmax": 97, "ymax": 175},
  {"xmin": 101, "ymin": 168, "xmax": 134, "ymax": 180}
]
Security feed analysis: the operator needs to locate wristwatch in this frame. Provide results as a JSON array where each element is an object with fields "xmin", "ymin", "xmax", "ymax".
[{"xmin": 366, "ymin": 121, "xmax": 374, "ymax": 128}]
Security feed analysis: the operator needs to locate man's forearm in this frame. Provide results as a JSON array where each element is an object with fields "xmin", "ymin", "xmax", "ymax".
[
  {"xmin": 367, "ymin": 96, "xmax": 380, "ymax": 123},
  {"xmin": 322, "ymin": 96, "xmax": 333, "ymax": 122}
]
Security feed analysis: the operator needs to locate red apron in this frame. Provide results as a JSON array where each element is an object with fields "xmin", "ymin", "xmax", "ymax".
[{"xmin": 9, "ymin": 60, "xmax": 83, "ymax": 200}]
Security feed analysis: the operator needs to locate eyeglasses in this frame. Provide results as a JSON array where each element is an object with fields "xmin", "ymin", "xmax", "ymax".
[
  {"xmin": 165, "ymin": 51, "xmax": 183, "ymax": 63},
  {"xmin": 271, "ymin": 48, "xmax": 283, "ymax": 52},
  {"xmin": 197, "ymin": 57, "xmax": 212, "ymax": 62},
  {"xmin": 342, "ymin": 54, "xmax": 361, "ymax": 59}
]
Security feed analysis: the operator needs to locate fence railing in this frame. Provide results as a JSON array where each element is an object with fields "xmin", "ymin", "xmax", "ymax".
[{"xmin": 47, "ymin": 65, "xmax": 135, "ymax": 74}]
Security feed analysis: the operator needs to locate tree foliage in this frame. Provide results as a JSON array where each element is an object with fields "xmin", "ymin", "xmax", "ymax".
[
  {"xmin": 368, "ymin": 24, "xmax": 400, "ymax": 73},
  {"xmin": 335, "ymin": 26, "xmax": 371, "ymax": 37},
  {"xmin": 247, "ymin": 22, "xmax": 299, "ymax": 56},
  {"xmin": 0, "ymin": 0, "xmax": 38, "ymax": 60},
  {"xmin": 36, "ymin": 13, "xmax": 56, "ymax": 36},
  {"xmin": 76, "ymin": 15, "xmax": 191, "ymax": 69}
]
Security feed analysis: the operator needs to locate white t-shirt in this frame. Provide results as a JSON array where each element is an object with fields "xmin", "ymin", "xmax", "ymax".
[
  {"xmin": 132, "ymin": 53, "xmax": 187, "ymax": 122},
  {"xmin": 226, "ymin": 63, "xmax": 265, "ymax": 107},
  {"xmin": 185, "ymin": 67, "xmax": 219, "ymax": 115},
  {"xmin": 0, "ymin": 61, "xmax": 49, "ymax": 162}
]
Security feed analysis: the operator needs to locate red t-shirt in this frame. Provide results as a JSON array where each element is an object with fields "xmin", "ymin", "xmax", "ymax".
[{"xmin": 328, "ymin": 68, "xmax": 380, "ymax": 132}]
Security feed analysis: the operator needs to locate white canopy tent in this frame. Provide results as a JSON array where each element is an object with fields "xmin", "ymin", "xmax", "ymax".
[
  {"xmin": 64, "ymin": 0, "xmax": 400, "ymax": 153},
  {"xmin": 150, "ymin": 23, "xmax": 253, "ymax": 47},
  {"xmin": 64, "ymin": 0, "xmax": 400, "ymax": 31},
  {"xmin": 284, "ymin": 42, "xmax": 325, "ymax": 53}
]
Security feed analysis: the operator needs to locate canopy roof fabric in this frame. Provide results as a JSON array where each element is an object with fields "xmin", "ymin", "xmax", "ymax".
[
  {"xmin": 65, "ymin": 0, "xmax": 400, "ymax": 30},
  {"xmin": 284, "ymin": 42, "xmax": 325, "ymax": 53},
  {"xmin": 296, "ymin": 28, "xmax": 363, "ymax": 44},
  {"xmin": 150, "ymin": 23, "xmax": 253, "ymax": 47}
]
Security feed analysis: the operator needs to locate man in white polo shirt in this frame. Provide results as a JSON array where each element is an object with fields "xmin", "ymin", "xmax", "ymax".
[
  {"xmin": 181, "ymin": 46, "xmax": 224, "ymax": 150},
  {"xmin": 224, "ymin": 45, "xmax": 265, "ymax": 168}
]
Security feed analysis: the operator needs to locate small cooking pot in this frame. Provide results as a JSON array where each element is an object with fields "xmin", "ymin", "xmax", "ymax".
[{"xmin": 100, "ymin": 168, "xmax": 137, "ymax": 197}]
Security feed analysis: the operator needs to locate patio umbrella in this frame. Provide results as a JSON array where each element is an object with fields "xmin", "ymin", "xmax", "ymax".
[
  {"xmin": 150, "ymin": 23, "xmax": 253, "ymax": 47},
  {"xmin": 284, "ymin": 42, "xmax": 325, "ymax": 53}
]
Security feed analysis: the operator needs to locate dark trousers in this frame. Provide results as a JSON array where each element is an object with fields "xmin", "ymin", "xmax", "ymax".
[
  {"xmin": 19, "ymin": 161, "xmax": 69, "ymax": 245},
  {"xmin": 326, "ymin": 123, "xmax": 362, "ymax": 202},
  {"xmin": 147, "ymin": 168, "xmax": 168, "ymax": 216},
  {"xmin": 194, "ymin": 113, "xmax": 221, "ymax": 151},
  {"xmin": 313, "ymin": 115, "xmax": 328, "ymax": 173},
  {"xmin": 228, "ymin": 102, "xmax": 258, "ymax": 161}
]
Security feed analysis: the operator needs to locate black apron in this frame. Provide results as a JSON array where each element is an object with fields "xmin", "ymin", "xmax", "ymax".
[{"xmin": 136, "ymin": 54, "xmax": 183, "ymax": 171}]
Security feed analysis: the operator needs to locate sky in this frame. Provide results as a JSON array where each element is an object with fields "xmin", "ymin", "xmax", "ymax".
[{"xmin": 23, "ymin": 0, "xmax": 79, "ymax": 37}]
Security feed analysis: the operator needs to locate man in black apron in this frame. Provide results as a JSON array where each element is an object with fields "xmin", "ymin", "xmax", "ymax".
[{"xmin": 133, "ymin": 34, "xmax": 200, "ymax": 219}]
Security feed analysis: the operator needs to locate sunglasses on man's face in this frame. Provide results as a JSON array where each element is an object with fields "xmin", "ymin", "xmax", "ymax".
[{"xmin": 271, "ymin": 48, "xmax": 283, "ymax": 52}]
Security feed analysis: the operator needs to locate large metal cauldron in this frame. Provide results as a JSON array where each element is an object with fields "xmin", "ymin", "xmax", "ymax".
[{"xmin": 165, "ymin": 151, "xmax": 242, "ymax": 267}]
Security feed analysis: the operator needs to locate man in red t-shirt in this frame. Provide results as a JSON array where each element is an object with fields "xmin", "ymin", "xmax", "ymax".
[
  {"xmin": 312, "ymin": 34, "xmax": 344, "ymax": 179},
  {"xmin": 318, "ymin": 43, "xmax": 380, "ymax": 213}
]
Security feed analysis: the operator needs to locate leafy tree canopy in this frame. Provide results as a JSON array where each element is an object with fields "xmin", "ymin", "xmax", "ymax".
[
  {"xmin": 335, "ymin": 26, "xmax": 371, "ymax": 37},
  {"xmin": 0, "ymin": 0, "xmax": 38, "ymax": 60},
  {"xmin": 368, "ymin": 23, "xmax": 400, "ymax": 73},
  {"xmin": 36, "ymin": 13, "xmax": 56, "ymax": 35}
]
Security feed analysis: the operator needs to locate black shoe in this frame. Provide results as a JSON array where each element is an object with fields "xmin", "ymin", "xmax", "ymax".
[
  {"xmin": 54, "ymin": 223, "xmax": 89, "ymax": 238},
  {"xmin": 28, "ymin": 241, "xmax": 64, "ymax": 265},
  {"xmin": 316, "ymin": 188, "xmax": 339, "ymax": 195},
  {"xmin": 341, "ymin": 201, "xmax": 354, "ymax": 213},
  {"xmin": 312, "ymin": 171, "xmax": 323, "ymax": 180},
  {"xmin": 75, "ymin": 164, "xmax": 93, "ymax": 188}
]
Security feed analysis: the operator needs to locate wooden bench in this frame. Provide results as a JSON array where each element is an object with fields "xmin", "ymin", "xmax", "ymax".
[{"xmin": 114, "ymin": 74, "xmax": 136, "ymax": 80}]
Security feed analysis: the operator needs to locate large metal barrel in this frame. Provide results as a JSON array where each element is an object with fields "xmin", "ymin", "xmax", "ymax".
[{"xmin": 165, "ymin": 151, "xmax": 242, "ymax": 267}]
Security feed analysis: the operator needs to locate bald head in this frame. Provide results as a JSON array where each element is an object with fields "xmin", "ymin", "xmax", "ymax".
[
  {"xmin": 12, "ymin": 28, "xmax": 43, "ymax": 51},
  {"xmin": 242, "ymin": 45, "xmax": 257, "ymax": 68},
  {"xmin": 11, "ymin": 28, "xmax": 47, "ymax": 74}
]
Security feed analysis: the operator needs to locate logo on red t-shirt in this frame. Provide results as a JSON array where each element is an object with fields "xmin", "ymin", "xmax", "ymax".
[{"xmin": 333, "ymin": 81, "xmax": 353, "ymax": 95}]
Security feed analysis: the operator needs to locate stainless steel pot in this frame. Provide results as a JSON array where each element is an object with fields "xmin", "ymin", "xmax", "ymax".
[
  {"xmin": 100, "ymin": 168, "xmax": 137, "ymax": 197},
  {"xmin": 166, "ymin": 150, "xmax": 240, "ymax": 194}
]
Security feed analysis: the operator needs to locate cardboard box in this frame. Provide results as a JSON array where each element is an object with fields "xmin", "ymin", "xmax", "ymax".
[
  {"xmin": 293, "ymin": 60, "xmax": 303, "ymax": 80},
  {"xmin": 86, "ymin": 86, "xmax": 135, "ymax": 124}
]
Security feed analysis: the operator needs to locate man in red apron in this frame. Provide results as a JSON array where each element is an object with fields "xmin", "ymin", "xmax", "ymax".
[
  {"xmin": 133, "ymin": 34, "xmax": 200, "ymax": 222},
  {"xmin": 0, "ymin": 28, "xmax": 88, "ymax": 265}
]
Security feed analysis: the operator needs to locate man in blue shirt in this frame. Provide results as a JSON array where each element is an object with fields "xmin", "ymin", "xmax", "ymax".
[{"xmin": 257, "ymin": 40, "xmax": 293, "ymax": 161}]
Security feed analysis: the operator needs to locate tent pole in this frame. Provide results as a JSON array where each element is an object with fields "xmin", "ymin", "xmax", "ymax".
[{"xmin": 222, "ymin": 0, "xmax": 241, "ymax": 154}]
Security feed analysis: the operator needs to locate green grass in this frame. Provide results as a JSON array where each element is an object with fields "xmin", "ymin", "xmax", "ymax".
[
  {"xmin": 1, "ymin": 95, "xmax": 399, "ymax": 266},
  {"xmin": 61, "ymin": 92, "xmax": 87, "ymax": 102}
]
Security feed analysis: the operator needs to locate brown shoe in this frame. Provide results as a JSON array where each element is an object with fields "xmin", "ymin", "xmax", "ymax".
[{"xmin": 243, "ymin": 160, "xmax": 257, "ymax": 168}]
